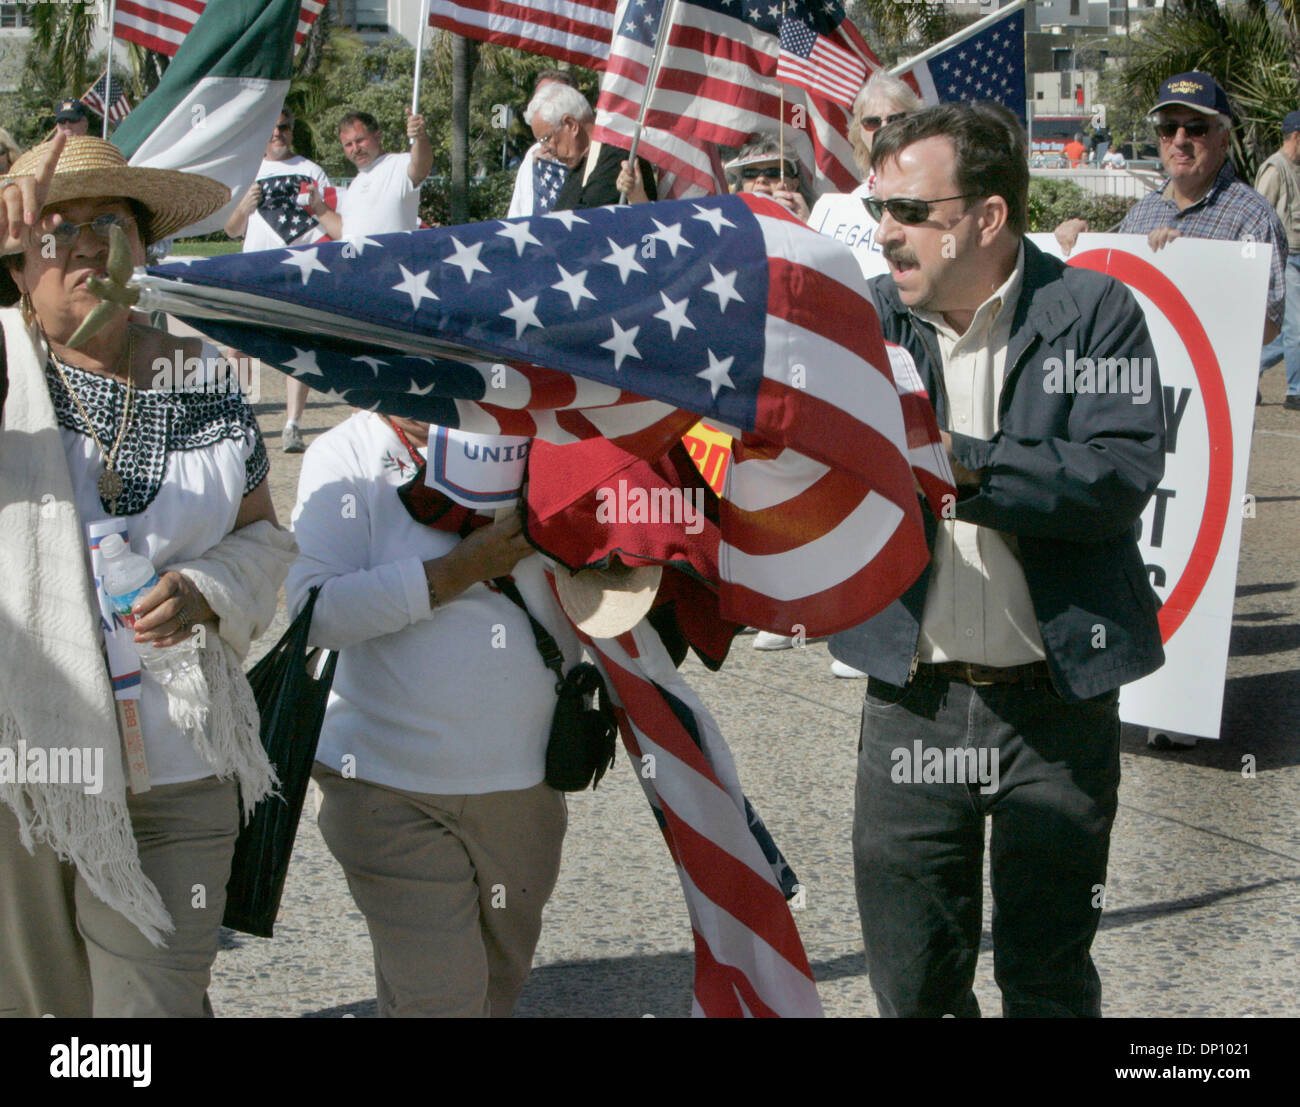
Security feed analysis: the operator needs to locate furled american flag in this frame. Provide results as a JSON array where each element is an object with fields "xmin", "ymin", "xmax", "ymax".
[
  {"xmin": 562, "ymin": 603, "xmax": 822, "ymax": 1016},
  {"xmin": 428, "ymin": 0, "xmax": 617, "ymax": 71},
  {"xmin": 115, "ymin": 0, "xmax": 328, "ymax": 56},
  {"xmin": 894, "ymin": 4, "xmax": 1026, "ymax": 122},
  {"xmin": 776, "ymin": 0, "xmax": 870, "ymax": 110},
  {"xmin": 82, "ymin": 71, "xmax": 132, "ymax": 126},
  {"xmin": 144, "ymin": 193, "xmax": 949, "ymax": 636},
  {"xmin": 594, "ymin": 0, "xmax": 879, "ymax": 199}
]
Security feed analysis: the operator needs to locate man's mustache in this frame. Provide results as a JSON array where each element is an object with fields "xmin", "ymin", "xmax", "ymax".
[{"xmin": 882, "ymin": 243, "xmax": 919, "ymax": 268}]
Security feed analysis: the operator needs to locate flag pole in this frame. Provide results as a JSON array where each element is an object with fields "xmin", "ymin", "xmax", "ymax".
[
  {"xmin": 411, "ymin": 0, "xmax": 432, "ymax": 141},
  {"xmin": 620, "ymin": 0, "xmax": 682, "ymax": 202},
  {"xmin": 887, "ymin": 0, "xmax": 1029, "ymax": 76},
  {"xmin": 104, "ymin": 0, "xmax": 118, "ymax": 139}
]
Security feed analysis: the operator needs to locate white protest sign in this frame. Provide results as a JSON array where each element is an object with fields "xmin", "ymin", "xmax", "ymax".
[
  {"xmin": 807, "ymin": 189, "xmax": 889, "ymax": 280},
  {"xmin": 1031, "ymin": 232, "xmax": 1269, "ymax": 738}
]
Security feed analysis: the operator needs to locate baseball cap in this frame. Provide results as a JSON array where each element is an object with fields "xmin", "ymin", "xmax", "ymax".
[
  {"xmin": 1283, "ymin": 110, "xmax": 1300, "ymax": 135},
  {"xmin": 1149, "ymin": 72, "xmax": 1232, "ymax": 119},
  {"xmin": 54, "ymin": 99, "xmax": 90, "ymax": 122}
]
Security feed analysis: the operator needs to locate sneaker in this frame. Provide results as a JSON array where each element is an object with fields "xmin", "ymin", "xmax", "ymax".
[
  {"xmin": 1285, "ymin": 395, "xmax": 1300, "ymax": 411},
  {"xmin": 830, "ymin": 660, "xmax": 867, "ymax": 679},
  {"xmin": 1147, "ymin": 728, "xmax": 1197, "ymax": 750},
  {"xmin": 752, "ymin": 631, "xmax": 795, "ymax": 650},
  {"xmin": 283, "ymin": 423, "xmax": 306, "ymax": 453}
]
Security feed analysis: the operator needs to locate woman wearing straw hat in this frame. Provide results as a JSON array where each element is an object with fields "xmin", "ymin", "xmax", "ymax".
[{"xmin": 0, "ymin": 134, "xmax": 296, "ymax": 1017}]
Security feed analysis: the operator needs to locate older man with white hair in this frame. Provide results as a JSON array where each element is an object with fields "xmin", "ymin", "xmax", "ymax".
[{"xmin": 527, "ymin": 82, "xmax": 656, "ymax": 210}]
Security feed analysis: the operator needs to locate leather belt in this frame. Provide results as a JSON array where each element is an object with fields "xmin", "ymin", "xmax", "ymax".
[{"xmin": 916, "ymin": 660, "xmax": 1051, "ymax": 687}]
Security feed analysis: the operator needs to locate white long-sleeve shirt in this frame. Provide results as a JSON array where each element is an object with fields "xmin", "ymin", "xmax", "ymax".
[{"xmin": 287, "ymin": 413, "xmax": 579, "ymax": 794}]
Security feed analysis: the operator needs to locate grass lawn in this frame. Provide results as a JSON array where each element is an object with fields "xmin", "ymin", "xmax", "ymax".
[{"xmin": 170, "ymin": 240, "xmax": 242, "ymax": 257}]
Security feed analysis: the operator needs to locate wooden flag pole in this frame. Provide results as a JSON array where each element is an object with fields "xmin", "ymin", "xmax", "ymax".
[{"xmin": 620, "ymin": 0, "xmax": 682, "ymax": 202}]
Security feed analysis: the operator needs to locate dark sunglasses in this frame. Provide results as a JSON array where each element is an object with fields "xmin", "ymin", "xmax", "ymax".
[
  {"xmin": 862, "ymin": 193, "xmax": 981, "ymax": 225},
  {"xmin": 740, "ymin": 161, "xmax": 797, "ymax": 181},
  {"xmin": 1153, "ymin": 118, "xmax": 1213, "ymax": 140},
  {"xmin": 860, "ymin": 112, "xmax": 909, "ymax": 131}
]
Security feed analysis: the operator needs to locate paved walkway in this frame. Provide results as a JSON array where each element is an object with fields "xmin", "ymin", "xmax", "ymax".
[{"xmin": 208, "ymin": 360, "xmax": 1300, "ymax": 1018}]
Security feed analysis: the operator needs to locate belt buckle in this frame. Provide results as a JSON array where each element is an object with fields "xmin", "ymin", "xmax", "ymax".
[{"xmin": 964, "ymin": 662, "xmax": 999, "ymax": 687}]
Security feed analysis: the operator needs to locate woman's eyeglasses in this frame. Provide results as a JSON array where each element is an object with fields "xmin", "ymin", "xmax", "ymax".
[
  {"xmin": 1153, "ymin": 119, "xmax": 1213, "ymax": 140},
  {"xmin": 860, "ymin": 112, "xmax": 909, "ymax": 131},
  {"xmin": 740, "ymin": 161, "xmax": 798, "ymax": 181},
  {"xmin": 862, "ymin": 193, "xmax": 980, "ymax": 225},
  {"xmin": 45, "ymin": 212, "xmax": 136, "ymax": 249}
]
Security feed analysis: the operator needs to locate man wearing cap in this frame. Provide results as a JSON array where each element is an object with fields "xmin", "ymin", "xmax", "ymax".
[
  {"xmin": 53, "ymin": 100, "xmax": 91, "ymax": 137},
  {"xmin": 1255, "ymin": 110, "xmax": 1300, "ymax": 410},
  {"xmin": 225, "ymin": 107, "xmax": 332, "ymax": 452},
  {"xmin": 1060, "ymin": 73, "xmax": 1285, "ymax": 342}
]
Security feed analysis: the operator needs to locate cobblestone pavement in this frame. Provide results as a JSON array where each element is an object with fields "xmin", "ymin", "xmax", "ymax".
[{"xmin": 208, "ymin": 358, "xmax": 1300, "ymax": 1018}]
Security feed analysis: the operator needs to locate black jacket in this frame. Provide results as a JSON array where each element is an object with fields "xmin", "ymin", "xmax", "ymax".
[
  {"xmin": 553, "ymin": 142, "xmax": 657, "ymax": 211},
  {"xmin": 829, "ymin": 239, "xmax": 1167, "ymax": 701}
]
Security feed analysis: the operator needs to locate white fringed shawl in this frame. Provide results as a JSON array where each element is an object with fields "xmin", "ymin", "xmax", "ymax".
[{"xmin": 0, "ymin": 308, "xmax": 295, "ymax": 945}]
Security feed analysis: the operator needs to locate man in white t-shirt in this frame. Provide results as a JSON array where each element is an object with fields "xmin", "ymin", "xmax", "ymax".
[
  {"xmin": 225, "ymin": 107, "xmax": 332, "ymax": 451},
  {"xmin": 316, "ymin": 109, "xmax": 433, "ymax": 240}
]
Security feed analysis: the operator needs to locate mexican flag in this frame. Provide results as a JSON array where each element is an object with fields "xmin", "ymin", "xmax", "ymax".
[{"xmin": 112, "ymin": 0, "xmax": 301, "ymax": 238}]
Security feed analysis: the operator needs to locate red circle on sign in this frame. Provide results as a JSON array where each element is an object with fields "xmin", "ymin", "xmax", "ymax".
[{"xmin": 1068, "ymin": 249, "xmax": 1233, "ymax": 642}]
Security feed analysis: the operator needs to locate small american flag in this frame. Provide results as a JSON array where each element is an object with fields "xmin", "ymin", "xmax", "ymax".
[
  {"xmin": 594, "ymin": 0, "xmax": 880, "ymax": 200},
  {"xmin": 776, "ymin": 0, "xmax": 869, "ymax": 110},
  {"xmin": 82, "ymin": 71, "xmax": 132, "ymax": 125},
  {"xmin": 428, "ymin": 0, "xmax": 616, "ymax": 71},
  {"xmin": 115, "ymin": 0, "xmax": 327, "ymax": 56}
]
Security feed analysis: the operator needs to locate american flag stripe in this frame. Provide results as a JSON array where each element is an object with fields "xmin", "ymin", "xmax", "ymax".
[
  {"xmin": 428, "ymin": 0, "xmax": 616, "ymax": 71},
  {"xmin": 566, "ymin": 608, "xmax": 822, "ymax": 1016},
  {"xmin": 115, "ymin": 0, "xmax": 327, "ymax": 56}
]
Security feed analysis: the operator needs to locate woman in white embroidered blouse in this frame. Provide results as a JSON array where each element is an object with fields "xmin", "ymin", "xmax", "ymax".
[{"xmin": 0, "ymin": 135, "xmax": 296, "ymax": 1017}]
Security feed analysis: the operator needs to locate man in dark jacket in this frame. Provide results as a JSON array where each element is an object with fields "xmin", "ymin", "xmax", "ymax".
[{"xmin": 830, "ymin": 102, "xmax": 1166, "ymax": 1017}]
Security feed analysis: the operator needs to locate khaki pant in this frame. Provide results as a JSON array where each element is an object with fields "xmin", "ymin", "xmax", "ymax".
[
  {"xmin": 0, "ymin": 776, "xmax": 239, "ymax": 1018},
  {"xmin": 313, "ymin": 764, "xmax": 566, "ymax": 1017}
]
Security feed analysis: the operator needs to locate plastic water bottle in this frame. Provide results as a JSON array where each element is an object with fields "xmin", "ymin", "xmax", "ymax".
[{"xmin": 99, "ymin": 533, "xmax": 200, "ymax": 685}]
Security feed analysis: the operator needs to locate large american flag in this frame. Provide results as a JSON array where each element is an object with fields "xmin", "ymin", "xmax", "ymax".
[
  {"xmin": 115, "ymin": 0, "xmax": 328, "ymax": 56},
  {"xmin": 147, "ymin": 193, "xmax": 948, "ymax": 636},
  {"xmin": 82, "ymin": 71, "xmax": 133, "ymax": 126},
  {"xmin": 594, "ymin": 0, "xmax": 879, "ymax": 199},
  {"xmin": 141, "ymin": 193, "xmax": 950, "ymax": 1013},
  {"xmin": 428, "ymin": 0, "xmax": 617, "ymax": 71},
  {"xmin": 776, "ymin": 0, "xmax": 870, "ymax": 110},
  {"xmin": 894, "ymin": 5, "xmax": 1026, "ymax": 122}
]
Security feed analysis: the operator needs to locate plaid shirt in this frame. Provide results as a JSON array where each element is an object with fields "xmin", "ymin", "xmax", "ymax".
[{"xmin": 1119, "ymin": 160, "xmax": 1287, "ymax": 326}]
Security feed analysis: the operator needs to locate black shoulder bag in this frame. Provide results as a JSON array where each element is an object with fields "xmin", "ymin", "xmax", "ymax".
[{"xmin": 494, "ymin": 576, "xmax": 618, "ymax": 792}]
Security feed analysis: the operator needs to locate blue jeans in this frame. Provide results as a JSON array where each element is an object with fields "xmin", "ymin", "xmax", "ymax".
[
  {"xmin": 852, "ymin": 672, "xmax": 1121, "ymax": 1017},
  {"xmin": 1259, "ymin": 253, "xmax": 1300, "ymax": 396}
]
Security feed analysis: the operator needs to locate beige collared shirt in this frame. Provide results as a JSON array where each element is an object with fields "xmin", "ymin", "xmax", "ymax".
[{"xmin": 912, "ymin": 243, "xmax": 1045, "ymax": 666}]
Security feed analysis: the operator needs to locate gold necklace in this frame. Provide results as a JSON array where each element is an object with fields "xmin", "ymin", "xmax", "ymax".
[{"xmin": 48, "ymin": 328, "xmax": 138, "ymax": 514}]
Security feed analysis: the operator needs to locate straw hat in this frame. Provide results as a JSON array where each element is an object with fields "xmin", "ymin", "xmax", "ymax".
[
  {"xmin": 0, "ymin": 136, "xmax": 229, "ymax": 246},
  {"xmin": 554, "ymin": 562, "xmax": 663, "ymax": 639}
]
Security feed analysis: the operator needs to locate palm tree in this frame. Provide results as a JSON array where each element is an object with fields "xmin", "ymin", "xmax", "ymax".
[{"xmin": 29, "ymin": 3, "xmax": 99, "ymax": 100}]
